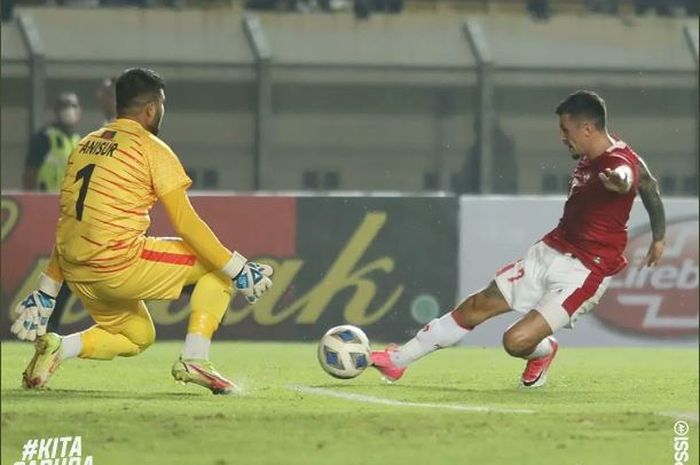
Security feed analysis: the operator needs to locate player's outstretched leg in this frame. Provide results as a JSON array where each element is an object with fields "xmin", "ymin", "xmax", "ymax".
[
  {"xmin": 371, "ymin": 280, "xmax": 511, "ymax": 382},
  {"xmin": 519, "ymin": 336, "xmax": 558, "ymax": 388},
  {"xmin": 172, "ymin": 271, "xmax": 239, "ymax": 395},
  {"xmin": 502, "ymin": 310, "xmax": 558, "ymax": 388}
]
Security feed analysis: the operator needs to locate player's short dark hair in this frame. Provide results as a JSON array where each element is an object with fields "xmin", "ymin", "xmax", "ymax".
[
  {"xmin": 115, "ymin": 68, "xmax": 165, "ymax": 115},
  {"xmin": 555, "ymin": 90, "xmax": 607, "ymax": 130}
]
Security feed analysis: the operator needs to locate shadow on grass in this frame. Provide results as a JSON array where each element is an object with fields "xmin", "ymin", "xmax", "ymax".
[
  {"xmin": 311, "ymin": 382, "xmax": 527, "ymax": 394},
  {"xmin": 2, "ymin": 388, "xmax": 203, "ymax": 400},
  {"xmin": 305, "ymin": 382, "xmax": 599, "ymax": 404}
]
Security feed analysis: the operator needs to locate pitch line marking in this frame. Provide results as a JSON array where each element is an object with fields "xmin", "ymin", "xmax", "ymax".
[
  {"xmin": 658, "ymin": 411, "xmax": 699, "ymax": 423},
  {"xmin": 285, "ymin": 384, "xmax": 535, "ymax": 414}
]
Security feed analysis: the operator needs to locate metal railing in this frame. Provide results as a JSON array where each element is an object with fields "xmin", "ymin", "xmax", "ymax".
[{"xmin": 5, "ymin": 7, "xmax": 699, "ymax": 193}]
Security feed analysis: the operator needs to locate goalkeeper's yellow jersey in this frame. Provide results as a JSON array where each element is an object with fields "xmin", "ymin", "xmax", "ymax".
[{"xmin": 55, "ymin": 118, "xmax": 193, "ymax": 282}]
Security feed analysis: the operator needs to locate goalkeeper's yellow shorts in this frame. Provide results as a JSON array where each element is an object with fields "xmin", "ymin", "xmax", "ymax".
[{"xmin": 66, "ymin": 237, "xmax": 207, "ymax": 332}]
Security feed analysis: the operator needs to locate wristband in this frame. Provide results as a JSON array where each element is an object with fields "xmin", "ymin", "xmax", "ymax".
[
  {"xmin": 38, "ymin": 273, "xmax": 62, "ymax": 298},
  {"xmin": 221, "ymin": 251, "xmax": 247, "ymax": 280}
]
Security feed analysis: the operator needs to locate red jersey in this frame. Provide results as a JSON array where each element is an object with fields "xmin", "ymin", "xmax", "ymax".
[{"xmin": 542, "ymin": 139, "xmax": 640, "ymax": 276}]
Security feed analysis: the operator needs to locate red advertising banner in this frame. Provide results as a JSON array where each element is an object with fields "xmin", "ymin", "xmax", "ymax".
[
  {"xmin": 1, "ymin": 193, "xmax": 458, "ymax": 342},
  {"xmin": 1, "ymin": 193, "xmax": 297, "ymax": 340}
]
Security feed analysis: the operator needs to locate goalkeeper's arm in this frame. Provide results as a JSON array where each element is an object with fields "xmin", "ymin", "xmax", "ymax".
[
  {"xmin": 159, "ymin": 187, "xmax": 247, "ymax": 279},
  {"xmin": 43, "ymin": 245, "xmax": 64, "ymax": 292},
  {"xmin": 10, "ymin": 246, "xmax": 63, "ymax": 341}
]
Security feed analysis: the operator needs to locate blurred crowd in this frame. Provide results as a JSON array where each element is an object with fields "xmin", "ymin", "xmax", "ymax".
[
  {"xmin": 245, "ymin": 0, "xmax": 404, "ymax": 16},
  {"xmin": 1, "ymin": 0, "xmax": 408, "ymax": 20},
  {"xmin": 21, "ymin": 76, "xmax": 516, "ymax": 195},
  {"xmin": 527, "ymin": 0, "xmax": 697, "ymax": 20},
  {"xmin": 2, "ymin": 0, "xmax": 697, "ymax": 21}
]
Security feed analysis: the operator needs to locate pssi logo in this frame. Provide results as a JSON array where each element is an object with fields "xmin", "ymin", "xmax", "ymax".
[{"xmin": 596, "ymin": 217, "xmax": 699, "ymax": 337}]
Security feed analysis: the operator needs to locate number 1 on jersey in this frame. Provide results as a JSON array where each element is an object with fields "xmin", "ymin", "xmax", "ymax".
[{"xmin": 75, "ymin": 163, "xmax": 96, "ymax": 221}]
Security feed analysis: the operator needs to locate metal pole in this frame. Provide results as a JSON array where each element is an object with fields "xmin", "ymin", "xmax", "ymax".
[
  {"xmin": 434, "ymin": 92, "xmax": 449, "ymax": 191},
  {"xmin": 683, "ymin": 24, "xmax": 699, "ymax": 67},
  {"xmin": 17, "ymin": 11, "xmax": 46, "ymax": 135},
  {"xmin": 463, "ymin": 19, "xmax": 494, "ymax": 194},
  {"xmin": 243, "ymin": 15, "xmax": 272, "ymax": 191}
]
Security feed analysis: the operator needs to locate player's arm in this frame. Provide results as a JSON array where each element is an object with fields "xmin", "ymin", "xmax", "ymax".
[
  {"xmin": 598, "ymin": 163, "xmax": 634, "ymax": 194},
  {"xmin": 160, "ymin": 187, "xmax": 272, "ymax": 302},
  {"xmin": 10, "ymin": 246, "xmax": 63, "ymax": 341},
  {"xmin": 636, "ymin": 157, "xmax": 666, "ymax": 267},
  {"xmin": 45, "ymin": 245, "xmax": 65, "ymax": 286},
  {"xmin": 160, "ymin": 187, "xmax": 242, "ymax": 274},
  {"xmin": 151, "ymin": 139, "xmax": 272, "ymax": 301}
]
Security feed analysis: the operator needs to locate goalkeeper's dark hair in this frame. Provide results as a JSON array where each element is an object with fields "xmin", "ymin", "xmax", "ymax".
[
  {"xmin": 115, "ymin": 68, "xmax": 165, "ymax": 116},
  {"xmin": 555, "ymin": 90, "xmax": 607, "ymax": 130}
]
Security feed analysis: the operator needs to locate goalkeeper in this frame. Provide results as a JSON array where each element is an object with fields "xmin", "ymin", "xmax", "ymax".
[{"xmin": 11, "ymin": 68, "xmax": 273, "ymax": 395}]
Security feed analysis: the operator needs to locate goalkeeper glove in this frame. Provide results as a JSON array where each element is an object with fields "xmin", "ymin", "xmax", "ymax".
[
  {"xmin": 222, "ymin": 252, "xmax": 274, "ymax": 304},
  {"xmin": 234, "ymin": 261, "xmax": 274, "ymax": 304},
  {"xmin": 10, "ymin": 273, "xmax": 61, "ymax": 341}
]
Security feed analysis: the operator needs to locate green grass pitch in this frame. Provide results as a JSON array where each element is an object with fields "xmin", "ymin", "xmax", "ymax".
[{"xmin": 2, "ymin": 341, "xmax": 698, "ymax": 465}]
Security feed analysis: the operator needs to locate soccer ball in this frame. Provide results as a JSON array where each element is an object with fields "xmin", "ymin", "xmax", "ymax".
[{"xmin": 317, "ymin": 325, "xmax": 371, "ymax": 379}]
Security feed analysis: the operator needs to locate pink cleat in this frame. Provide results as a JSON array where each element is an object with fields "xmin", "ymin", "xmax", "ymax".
[
  {"xmin": 370, "ymin": 348, "xmax": 406, "ymax": 383},
  {"xmin": 520, "ymin": 336, "xmax": 559, "ymax": 388}
]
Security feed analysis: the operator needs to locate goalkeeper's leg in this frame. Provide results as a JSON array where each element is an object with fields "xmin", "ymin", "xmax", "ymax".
[
  {"xmin": 171, "ymin": 267, "xmax": 239, "ymax": 394},
  {"xmin": 79, "ymin": 300, "xmax": 156, "ymax": 359},
  {"xmin": 22, "ymin": 299, "xmax": 155, "ymax": 389},
  {"xmin": 83, "ymin": 237, "xmax": 238, "ymax": 394}
]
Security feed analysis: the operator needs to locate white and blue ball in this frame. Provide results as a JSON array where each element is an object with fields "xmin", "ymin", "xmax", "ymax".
[{"xmin": 317, "ymin": 325, "xmax": 371, "ymax": 379}]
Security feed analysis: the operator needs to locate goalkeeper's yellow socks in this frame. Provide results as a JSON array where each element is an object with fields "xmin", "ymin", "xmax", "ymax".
[{"xmin": 183, "ymin": 270, "xmax": 233, "ymax": 360}]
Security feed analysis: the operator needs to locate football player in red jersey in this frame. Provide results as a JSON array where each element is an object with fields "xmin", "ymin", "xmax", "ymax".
[{"xmin": 372, "ymin": 90, "xmax": 666, "ymax": 387}]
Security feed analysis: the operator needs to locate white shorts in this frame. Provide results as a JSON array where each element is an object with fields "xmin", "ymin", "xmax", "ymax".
[{"xmin": 494, "ymin": 241, "xmax": 611, "ymax": 332}]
